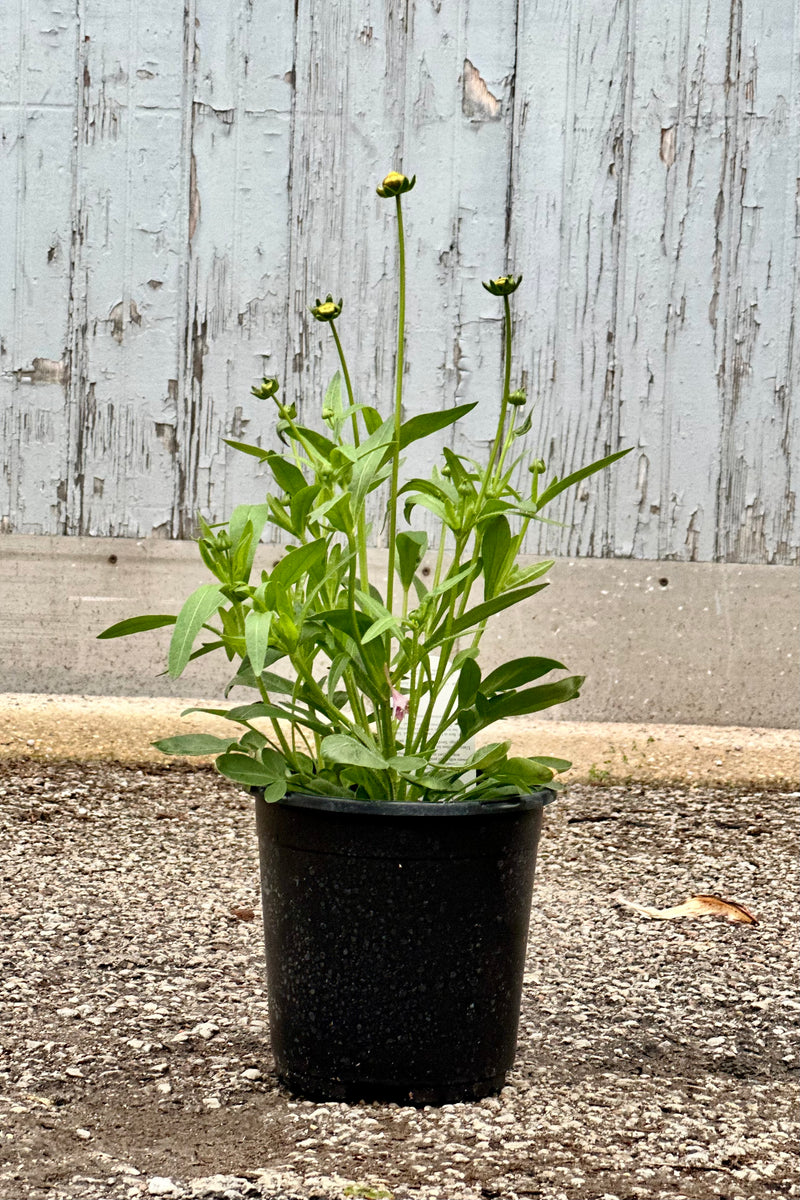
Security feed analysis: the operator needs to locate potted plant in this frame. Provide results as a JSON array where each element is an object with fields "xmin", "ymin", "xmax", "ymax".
[{"xmin": 99, "ymin": 171, "xmax": 629, "ymax": 1105}]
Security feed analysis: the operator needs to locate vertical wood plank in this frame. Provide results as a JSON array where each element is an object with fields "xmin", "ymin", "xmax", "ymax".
[
  {"xmin": 511, "ymin": 0, "xmax": 637, "ymax": 559},
  {"xmin": 712, "ymin": 0, "xmax": 799, "ymax": 563},
  {"xmin": 179, "ymin": 0, "xmax": 295, "ymax": 534},
  {"xmin": 64, "ymin": 0, "xmax": 189, "ymax": 536},
  {"xmin": 0, "ymin": 0, "xmax": 77, "ymax": 533}
]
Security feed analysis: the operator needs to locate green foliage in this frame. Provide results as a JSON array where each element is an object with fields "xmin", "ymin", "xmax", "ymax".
[{"xmin": 98, "ymin": 174, "xmax": 631, "ymax": 804}]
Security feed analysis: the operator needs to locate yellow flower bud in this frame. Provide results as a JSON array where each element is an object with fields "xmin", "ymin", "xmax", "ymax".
[
  {"xmin": 310, "ymin": 295, "xmax": 343, "ymax": 323},
  {"xmin": 481, "ymin": 274, "xmax": 523, "ymax": 297},
  {"xmin": 376, "ymin": 171, "xmax": 416, "ymax": 198}
]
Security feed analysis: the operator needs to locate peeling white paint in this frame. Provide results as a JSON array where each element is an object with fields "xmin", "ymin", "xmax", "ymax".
[{"xmin": 0, "ymin": 0, "xmax": 796, "ymax": 564}]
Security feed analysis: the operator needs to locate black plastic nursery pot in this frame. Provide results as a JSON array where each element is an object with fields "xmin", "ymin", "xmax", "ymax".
[{"xmin": 254, "ymin": 788, "xmax": 550, "ymax": 1105}]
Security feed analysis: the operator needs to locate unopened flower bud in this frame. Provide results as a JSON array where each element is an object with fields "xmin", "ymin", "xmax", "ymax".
[
  {"xmin": 529, "ymin": 458, "xmax": 546, "ymax": 475},
  {"xmin": 376, "ymin": 171, "xmax": 416, "ymax": 198},
  {"xmin": 310, "ymin": 294, "xmax": 343, "ymax": 323},
  {"xmin": 481, "ymin": 274, "xmax": 523, "ymax": 297},
  {"xmin": 251, "ymin": 376, "xmax": 279, "ymax": 400},
  {"xmin": 508, "ymin": 388, "xmax": 527, "ymax": 406},
  {"xmin": 215, "ymin": 531, "xmax": 232, "ymax": 551}
]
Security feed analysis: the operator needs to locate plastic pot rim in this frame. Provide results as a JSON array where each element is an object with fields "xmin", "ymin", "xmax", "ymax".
[{"xmin": 252, "ymin": 787, "xmax": 555, "ymax": 818}]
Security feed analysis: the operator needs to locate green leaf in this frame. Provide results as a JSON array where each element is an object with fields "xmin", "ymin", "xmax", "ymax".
[
  {"xmin": 481, "ymin": 515, "xmax": 512, "ymax": 600},
  {"xmin": 263, "ymin": 452, "xmax": 308, "ymax": 497},
  {"xmin": 397, "ymin": 403, "xmax": 477, "ymax": 450},
  {"xmin": 477, "ymin": 676, "xmax": 585, "ymax": 722},
  {"xmin": 480, "ymin": 656, "xmax": 567, "ymax": 696},
  {"xmin": 361, "ymin": 406, "xmax": 383, "ymax": 436},
  {"xmin": 152, "ymin": 734, "xmax": 236, "ymax": 756},
  {"xmin": 427, "ymin": 582, "xmax": 549, "ymax": 648},
  {"xmin": 494, "ymin": 756, "xmax": 555, "ymax": 787},
  {"xmin": 532, "ymin": 755, "xmax": 572, "ymax": 773},
  {"xmin": 290, "ymin": 484, "xmax": 322, "ymax": 535},
  {"xmin": 512, "ymin": 410, "xmax": 533, "ymax": 440},
  {"xmin": 229, "ymin": 504, "xmax": 271, "ymax": 581},
  {"xmin": 535, "ymin": 447, "xmax": 632, "ymax": 511},
  {"xmin": 350, "ymin": 417, "xmax": 395, "ymax": 510},
  {"xmin": 215, "ymin": 753, "xmax": 288, "ymax": 789},
  {"xmin": 168, "ymin": 585, "xmax": 226, "ymax": 678},
  {"xmin": 293, "ymin": 424, "xmax": 337, "ymax": 459},
  {"xmin": 245, "ymin": 610, "xmax": 273, "ymax": 677},
  {"xmin": 321, "ymin": 734, "xmax": 388, "ymax": 771},
  {"xmin": 441, "ymin": 446, "xmax": 474, "ymax": 491},
  {"xmin": 97, "ymin": 614, "xmax": 176, "ymax": 639},
  {"xmin": 322, "ymin": 371, "xmax": 344, "ymax": 434},
  {"xmin": 386, "ymin": 754, "xmax": 427, "ymax": 771},
  {"xmin": 187, "ymin": 640, "xmax": 225, "ymax": 662},
  {"xmin": 259, "ymin": 780, "xmax": 289, "ymax": 803},
  {"xmin": 270, "ymin": 538, "xmax": 327, "ymax": 590},
  {"xmin": 395, "ymin": 530, "xmax": 428, "ymax": 592},
  {"xmin": 403, "ymin": 492, "xmax": 452, "ymax": 526},
  {"xmin": 457, "ymin": 657, "xmax": 482, "ymax": 709},
  {"xmin": 361, "ymin": 613, "xmax": 401, "ymax": 645},
  {"xmin": 223, "ymin": 438, "xmax": 269, "ymax": 461},
  {"xmin": 459, "ymin": 741, "xmax": 512, "ymax": 772}
]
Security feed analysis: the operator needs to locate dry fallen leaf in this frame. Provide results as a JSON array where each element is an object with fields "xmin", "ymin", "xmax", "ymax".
[
  {"xmin": 615, "ymin": 892, "xmax": 757, "ymax": 925},
  {"xmin": 229, "ymin": 906, "xmax": 255, "ymax": 922}
]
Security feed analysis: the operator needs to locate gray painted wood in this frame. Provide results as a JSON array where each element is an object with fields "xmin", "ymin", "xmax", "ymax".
[{"xmin": 1, "ymin": 0, "xmax": 797, "ymax": 563}]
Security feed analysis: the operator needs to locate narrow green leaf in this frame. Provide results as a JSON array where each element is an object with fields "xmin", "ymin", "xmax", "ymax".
[
  {"xmin": 97, "ymin": 614, "xmax": 176, "ymax": 640},
  {"xmin": 322, "ymin": 371, "xmax": 344, "ymax": 433},
  {"xmin": 270, "ymin": 538, "xmax": 327, "ymax": 589},
  {"xmin": 494, "ymin": 756, "xmax": 555, "ymax": 787},
  {"xmin": 481, "ymin": 515, "xmax": 512, "ymax": 600},
  {"xmin": 152, "ymin": 734, "xmax": 236, "ymax": 756},
  {"xmin": 427, "ymin": 582, "xmax": 549, "ymax": 648},
  {"xmin": 361, "ymin": 613, "xmax": 401, "ymax": 645},
  {"xmin": 263, "ymin": 452, "xmax": 308, "ymax": 496},
  {"xmin": 532, "ymin": 755, "xmax": 572, "ymax": 773},
  {"xmin": 535, "ymin": 447, "xmax": 632, "ymax": 511},
  {"xmin": 223, "ymin": 438, "xmax": 269, "ymax": 461},
  {"xmin": 478, "ymin": 676, "xmax": 585, "ymax": 722},
  {"xmin": 457, "ymin": 657, "xmax": 482, "ymax": 709},
  {"xmin": 187, "ymin": 640, "xmax": 225, "ymax": 662},
  {"xmin": 168, "ymin": 585, "xmax": 225, "ymax": 678},
  {"xmin": 459, "ymin": 741, "xmax": 512, "ymax": 772},
  {"xmin": 397, "ymin": 402, "xmax": 477, "ymax": 450},
  {"xmin": 245, "ymin": 609, "xmax": 273, "ymax": 677},
  {"xmin": 480, "ymin": 656, "xmax": 567, "ymax": 696},
  {"xmin": 395, "ymin": 530, "xmax": 428, "ymax": 592}
]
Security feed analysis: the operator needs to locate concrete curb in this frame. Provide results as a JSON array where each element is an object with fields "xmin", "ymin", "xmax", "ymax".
[{"xmin": 1, "ymin": 694, "xmax": 796, "ymax": 788}]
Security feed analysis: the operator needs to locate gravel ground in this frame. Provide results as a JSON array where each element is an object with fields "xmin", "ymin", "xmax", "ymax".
[{"xmin": 1, "ymin": 760, "xmax": 797, "ymax": 1200}]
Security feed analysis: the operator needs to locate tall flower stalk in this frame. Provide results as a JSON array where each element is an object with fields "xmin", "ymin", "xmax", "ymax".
[{"xmin": 377, "ymin": 171, "xmax": 416, "ymax": 614}]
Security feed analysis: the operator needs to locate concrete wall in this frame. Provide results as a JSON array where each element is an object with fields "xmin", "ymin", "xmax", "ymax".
[
  {"xmin": 1, "ymin": 1, "xmax": 798, "ymax": 563},
  {"xmin": 2, "ymin": 536, "xmax": 796, "ymax": 728}
]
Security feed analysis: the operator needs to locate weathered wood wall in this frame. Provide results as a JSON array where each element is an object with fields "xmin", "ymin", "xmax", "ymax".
[{"xmin": 1, "ymin": 0, "xmax": 798, "ymax": 563}]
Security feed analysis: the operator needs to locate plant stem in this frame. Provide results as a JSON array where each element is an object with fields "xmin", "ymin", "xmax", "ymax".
[
  {"xmin": 385, "ymin": 193, "xmax": 406, "ymax": 616},
  {"xmin": 330, "ymin": 320, "xmax": 369, "ymax": 590},
  {"xmin": 432, "ymin": 525, "xmax": 447, "ymax": 591}
]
